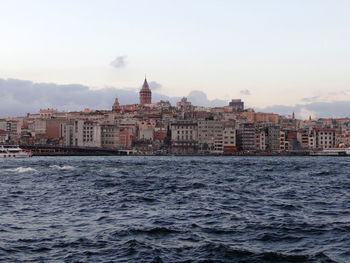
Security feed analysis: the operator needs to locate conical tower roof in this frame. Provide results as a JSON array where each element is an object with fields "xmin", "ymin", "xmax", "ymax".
[{"xmin": 141, "ymin": 78, "xmax": 151, "ymax": 91}]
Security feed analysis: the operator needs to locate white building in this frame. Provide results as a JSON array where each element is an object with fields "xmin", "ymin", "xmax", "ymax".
[
  {"xmin": 72, "ymin": 120, "xmax": 102, "ymax": 148},
  {"xmin": 314, "ymin": 128, "xmax": 335, "ymax": 149}
]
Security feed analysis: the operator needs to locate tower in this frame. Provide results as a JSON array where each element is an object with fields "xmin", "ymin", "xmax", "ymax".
[
  {"xmin": 112, "ymin": 97, "xmax": 120, "ymax": 112},
  {"xmin": 139, "ymin": 77, "xmax": 152, "ymax": 105}
]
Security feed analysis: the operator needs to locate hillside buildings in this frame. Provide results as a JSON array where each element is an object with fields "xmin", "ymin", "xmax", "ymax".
[{"xmin": 1, "ymin": 77, "xmax": 349, "ymax": 155}]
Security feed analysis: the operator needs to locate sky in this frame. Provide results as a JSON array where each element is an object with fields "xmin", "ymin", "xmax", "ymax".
[{"xmin": 1, "ymin": 0, "xmax": 350, "ymax": 118}]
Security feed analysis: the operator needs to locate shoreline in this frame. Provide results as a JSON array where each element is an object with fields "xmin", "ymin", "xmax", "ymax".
[{"xmin": 29, "ymin": 152, "xmax": 348, "ymax": 157}]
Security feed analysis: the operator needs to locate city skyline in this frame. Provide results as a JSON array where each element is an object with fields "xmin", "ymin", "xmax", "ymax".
[
  {"xmin": 1, "ymin": 0, "xmax": 350, "ymax": 117},
  {"xmin": 1, "ymin": 75, "xmax": 350, "ymax": 119}
]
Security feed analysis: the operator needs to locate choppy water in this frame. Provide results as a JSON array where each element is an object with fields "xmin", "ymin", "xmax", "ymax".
[{"xmin": 0, "ymin": 156, "xmax": 349, "ymax": 263}]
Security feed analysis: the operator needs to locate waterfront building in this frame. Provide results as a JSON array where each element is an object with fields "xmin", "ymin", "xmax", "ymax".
[
  {"xmin": 297, "ymin": 129, "xmax": 309, "ymax": 149},
  {"xmin": 139, "ymin": 129, "xmax": 154, "ymax": 141},
  {"xmin": 237, "ymin": 123, "xmax": 256, "ymax": 151},
  {"xmin": 223, "ymin": 123, "xmax": 236, "ymax": 154},
  {"xmin": 5, "ymin": 74, "xmax": 350, "ymax": 155},
  {"xmin": 255, "ymin": 128, "xmax": 267, "ymax": 151},
  {"xmin": 335, "ymin": 133, "xmax": 350, "ymax": 147},
  {"xmin": 308, "ymin": 129, "xmax": 317, "ymax": 149},
  {"xmin": 119, "ymin": 128, "xmax": 133, "ymax": 149},
  {"xmin": 197, "ymin": 120, "xmax": 224, "ymax": 153},
  {"xmin": 0, "ymin": 130, "xmax": 10, "ymax": 144},
  {"xmin": 61, "ymin": 122, "xmax": 74, "ymax": 147},
  {"xmin": 266, "ymin": 125, "xmax": 281, "ymax": 152},
  {"xmin": 101, "ymin": 123, "xmax": 119, "ymax": 149},
  {"xmin": 280, "ymin": 130, "xmax": 287, "ymax": 151},
  {"xmin": 314, "ymin": 127, "xmax": 336, "ymax": 149},
  {"xmin": 72, "ymin": 120, "xmax": 102, "ymax": 148},
  {"xmin": 171, "ymin": 120, "xmax": 198, "ymax": 154},
  {"xmin": 28, "ymin": 118, "xmax": 46, "ymax": 136}
]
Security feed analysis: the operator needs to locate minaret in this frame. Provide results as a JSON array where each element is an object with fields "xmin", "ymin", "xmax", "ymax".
[{"xmin": 139, "ymin": 77, "xmax": 152, "ymax": 105}]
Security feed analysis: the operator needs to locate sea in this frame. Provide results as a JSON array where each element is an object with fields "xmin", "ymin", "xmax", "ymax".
[{"xmin": 0, "ymin": 156, "xmax": 349, "ymax": 263}]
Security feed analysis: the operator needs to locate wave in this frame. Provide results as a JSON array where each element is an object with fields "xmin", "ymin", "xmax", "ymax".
[
  {"xmin": 4, "ymin": 167, "xmax": 37, "ymax": 173},
  {"xmin": 193, "ymin": 243, "xmax": 337, "ymax": 263},
  {"xmin": 49, "ymin": 165, "xmax": 75, "ymax": 171},
  {"xmin": 111, "ymin": 227, "xmax": 181, "ymax": 238}
]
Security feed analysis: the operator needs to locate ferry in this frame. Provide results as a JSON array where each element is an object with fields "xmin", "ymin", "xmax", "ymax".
[
  {"xmin": 310, "ymin": 147, "xmax": 350, "ymax": 156},
  {"xmin": 0, "ymin": 145, "xmax": 33, "ymax": 158}
]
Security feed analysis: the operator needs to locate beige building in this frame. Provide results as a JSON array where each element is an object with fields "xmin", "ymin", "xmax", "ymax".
[
  {"xmin": 171, "ymin": 120, "xmax": 198, "ymax": 154},
  {"xmin": 255, "ymin": 128, "xmax": 266, "ymax": 151},
  {"xmin": 198, "ymin": 120, "xmax": 224, "ymax": 153},
  {"xmin": 297, "ymin": 129, "xmax": 310, "ymax": 149},
  {"xmin": 101, "ymin": 123, "xmax": 119, "ymax": 149},
  {"xmin": 223, "ymin": 124, "xmax": 236, "ymax": 153}
]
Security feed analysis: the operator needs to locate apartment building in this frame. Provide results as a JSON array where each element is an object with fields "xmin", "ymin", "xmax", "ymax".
[
  {"xmin": 237, "ymin": 123, "xmax": 256, "ymax": 151},
  {"xmin": 197, "ymin": 120, "xmax": 224, "ymax": 153},
  {"xmin": 314, "ymin": 128, "xmax": 336, "ymax": 149},
  {"xmin": 171, "ymin": 120, "xmax": 198, "ymax": 154}
]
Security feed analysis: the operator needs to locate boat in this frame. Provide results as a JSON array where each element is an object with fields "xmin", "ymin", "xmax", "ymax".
[
  {"xmin": 0, "ymin": 145, "xmax": 33, "ymax": 158},
  {"xmin": 310, "ymin": 147, "xmax": 350, "ymax": 156}
]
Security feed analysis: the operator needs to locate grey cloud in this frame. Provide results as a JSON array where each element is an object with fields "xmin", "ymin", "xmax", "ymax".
[
  {"xmin": 0, "ymin": 78, "xmax": 137, "ymax": 117},
  {"xmin": 301, "ymin": 90, "xmax": 350, "ymax": 103},
  {"xmin": 149, "ymin": 81, "xmax": 162, "ymax": 90},
  {"xmin": 257, "ymin": 101, "xmax": 350, "ymax": 119},
  {"xmin": 301, "ymin": 96, "xmax": 320, "ymax": 103},
  {"xmin": 0, "ymin": 78, "xmax": 227, "ymax": 118},
  {"xmin": 240, "ymin": 89, "xmax": 251, "ymax": 96},
  {"xmin": 4, "ymin": 77, "xmax": 350, "ymax": 120},
  {"xmin": 187, "ymin": 90, "xmax": 227, "ymax": 107},
  {"xmin": 328, "ymin": 90, "xmax": 350, "ymax": 96},
  {"xmin": 110, "ymin": 56, "xmax": 127, "ymax": 68}
]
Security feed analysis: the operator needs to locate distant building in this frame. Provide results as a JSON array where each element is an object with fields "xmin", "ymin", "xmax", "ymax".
[
  {"xmin": 229, "ymin": 99, "xmax": 244, "ymax": 112},
  {"xmin": 139, "ymin": 78, "xmax": 152, "ymax": 105},
  {"xmin": 176, "ymin": 97, "xmax": 192, "ymax": 110},
  {"xmin": 112, "ymin": 97, "xmax": 120, "ymax": 112}
]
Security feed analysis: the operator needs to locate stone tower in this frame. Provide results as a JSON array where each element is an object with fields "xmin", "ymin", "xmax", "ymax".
[
  {"xmin": 112, "ymin": 97, "xmax": 120, "ymax": 112},
  {"xmin": 139, "ymin": 78, "xmax": 152, "ymax": 105}
]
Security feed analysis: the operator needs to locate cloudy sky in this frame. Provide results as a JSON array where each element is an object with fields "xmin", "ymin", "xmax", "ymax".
[{"xmin": 1, "ymin": 0, "xmax": 350, "ymax": 118}]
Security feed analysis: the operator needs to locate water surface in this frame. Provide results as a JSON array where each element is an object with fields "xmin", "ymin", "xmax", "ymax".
[{"xmin": 0, "ymin": 156, "xmax": 349, "ymax": 262}]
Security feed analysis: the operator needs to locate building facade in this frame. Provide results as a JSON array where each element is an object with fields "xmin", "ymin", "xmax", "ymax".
[{"xmin": 171, "ymin": 120, "xmax": 198, "ymax": 154}]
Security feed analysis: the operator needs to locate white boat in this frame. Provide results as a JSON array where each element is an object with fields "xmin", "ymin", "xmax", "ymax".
[
  {"xmin": 310, "ymin": 147, "xmax": 350, "ymax": 156},
  {"xmin": 0, "ymin": 145, "xmax": 33, "ymax": 158}
]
